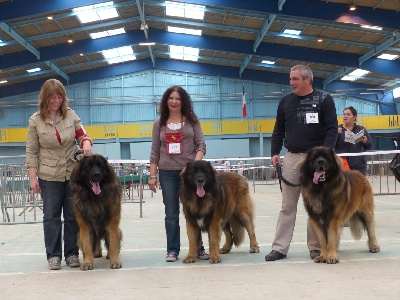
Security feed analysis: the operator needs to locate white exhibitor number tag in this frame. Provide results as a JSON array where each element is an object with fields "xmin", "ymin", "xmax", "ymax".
[
  {"xmin": 168, "ymin": 143, "xmax": 181, "ymax": 154},
  {"xmin": 306, "ymin": 112, "xmax": 319, "ymax": 124}
]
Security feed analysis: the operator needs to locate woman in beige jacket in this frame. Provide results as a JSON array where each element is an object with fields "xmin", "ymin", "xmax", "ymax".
[{"xmin": 26, "ymin": 79, "xmax": 92, "ymax": 270}]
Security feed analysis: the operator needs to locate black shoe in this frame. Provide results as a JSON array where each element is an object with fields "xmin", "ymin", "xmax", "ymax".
[
  {"xmin": 310, "ymin": 250, "xmax": 320, "ymax": 260},
  {"xmin": 265, "ymin": 250, "xmax": 286, "ymax": 261}
]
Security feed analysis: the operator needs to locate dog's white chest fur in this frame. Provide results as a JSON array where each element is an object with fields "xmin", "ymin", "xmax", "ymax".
[{"xmin": 196, "ymin": 218, "xmax": 205, "ymax": 229}]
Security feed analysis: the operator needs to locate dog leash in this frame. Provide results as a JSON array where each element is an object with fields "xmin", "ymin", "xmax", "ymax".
[
  {"xmin": 275, "ymin": 163, "xmax": 300, "ymax": 192},
  {"xmin": 74, "ymin": 149, "xmax": 84, "ymax": 161}
]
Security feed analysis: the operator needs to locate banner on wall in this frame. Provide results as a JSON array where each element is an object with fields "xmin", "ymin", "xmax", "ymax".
[{"xmin": 242, "ymin": 83, "xmax": 247, "ymax": 118}]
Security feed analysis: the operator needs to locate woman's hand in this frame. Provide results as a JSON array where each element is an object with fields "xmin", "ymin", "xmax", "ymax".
[
  {"xmin": 82, "ymin": 140, "xmax": 92, "ymax": 156},
  {"xmin": 148, "ymin": 177, "xmax": 157, "ymax": 193},
  {"xmin": 30, "ymin": 178, "xmax": 40, "ymax": 193},
  {"xmin": 361, "ymin": 136, "xmax": 368, "ymax": 143}
]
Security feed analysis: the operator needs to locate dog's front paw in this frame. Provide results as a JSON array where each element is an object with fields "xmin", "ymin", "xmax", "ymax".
[
  {"xmin": 183, "ymin": 255, "xmax": 196, "ymax": 263},
  {"xmin": 369, "ymin": 245, "xmax": 380, "ymax": 253},
  {"xmin": 80, "ymin": 262, "xmax": 93, "ymax": 271},
  {"xmin": 313, "ymin": 255, "xmax": 326, "ymax": 263},
  {"xmin": 326, "ymin": 255, "xmax": 339, "ymax": 264},
  {"xmin": 249, "ymin": 246, "xmax": 260, "ymax": 253},
  {"xmin": 209, "ymin": 255, "xmax": 221, "ymax": 264},
  {"xmin": 219, "ymin": 247, "xmax": 231, "ymax": 254},
  {"xmin": 110, "ymin": 261, "xmax": 122, "ymax": 269}
]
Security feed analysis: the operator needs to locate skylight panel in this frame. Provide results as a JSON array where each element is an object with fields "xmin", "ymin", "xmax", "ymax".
[
  {"xmin": 360, "ymin": 25, "xmax": 382, "ymax": 30},
  {"xmin": 283, "ymin": 29, "xmax": 301, "ymax": 35},
  {"xmin": 393, "ymin": 87, "xmax": 400, "ymax": 98},
  {"xmin": 167, "ymin": 26, "xmax": 202, "ymax": 36},
  {"xmin": 165, "ymin": 1, "xmax": 205, "ymax": 20},
  {"xmin": 73, "ymin": 1, "xmax": 119, "ymax": 24},
  {"xmin": 108, "ymin": 28, "xmax": 125, "ymax": 36},
  {"xmin": 169, "ymin": 45, "xmax": 199, "ymax": 61},
  {"xmin": 90, "ymin": 28, "xmax": 125, "ymax": 39},
  {"xmin": 108, "ymin": 55, "xmax": 136, "ymax": 65},
  {"xmin": 341, "ymin": 75, "xmax": 357, "ymax": 82},
  {"xmin": 102, "ymin": 49, "xmax": 120, "ymax": 59},
  {"xmin": 341, "ymin": 69, "xmax": 370, "ymax": 81},
  {"xmin": 27, "ymin": 67, "xmax": 41, "ymax": 73},
  {"xmin": 184, "ymin": 47, "xmax": 199, "ymax": 56},
  {"xmin": 117, "ymin": 46, "xmax": 134, "ymax": 56},
  {"xmin": 90, "ymin": 31, "xmax": 108, "ymax": 39},
  {"xmin": 102, "ymin": 46, "xmax": 135, "ymax": 64},
  {"xmin": 166, "ymin": 2, "xmax": 184, "ymax": 18},
  {"xmin": 261, "ymin": 60, "xmax": 275, "ymax": 65},
  {"xmin": 377, "ymin": 53, "xmax": 399, "ymax": 60},
  {"xmin": 184, "ymin": 3, "xmax": 205, "ymax": 20},
  {"xmin": 349, "ymin": 69, "xmax": 369, "ymax": 77},
  {"xmin": 97, "ymin": 8, "xmax": 119, "ymax": 20}
]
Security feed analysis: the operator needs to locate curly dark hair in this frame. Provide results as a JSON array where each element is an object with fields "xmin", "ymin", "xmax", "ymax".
[{"xmin": 159, "ymin": 86, "xmax": 198, "ymax": 126}]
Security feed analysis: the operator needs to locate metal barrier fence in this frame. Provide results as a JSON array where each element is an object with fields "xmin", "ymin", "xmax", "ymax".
[{"xmin": 1, "ymin": 151, "xmax": 399, "ymax": 224}]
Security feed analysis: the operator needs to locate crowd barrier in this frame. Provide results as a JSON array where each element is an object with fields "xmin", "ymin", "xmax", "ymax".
[{"xmin": 1, "ymin": 150, "xmax": 398, "ymax": 224}]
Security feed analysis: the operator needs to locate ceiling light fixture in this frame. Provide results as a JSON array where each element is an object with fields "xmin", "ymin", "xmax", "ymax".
[
  {"xmin": 261, "ymin": 60, "xmax": 275, "ymax": 65},
  {"xmin": 27, "ymin": 67, "xmax": 41, "ymax": 73},
  {"xmin": 349, "ymin": 4, "xmax": 356, "ymax": 11},
  {"xmin": 377, "ymin": 53, "xmax": 399, "ymax": 60},
  {"xmin": 139, "ymin": 41, "xmax": 156, "ymax": 46},
  {"xmin": 68, "ymin": 39, "xmax": 73, "ymax": 43}
]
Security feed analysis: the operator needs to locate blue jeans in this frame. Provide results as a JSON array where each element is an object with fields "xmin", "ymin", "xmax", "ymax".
[
  {"xmin": 159, "ymin": 170, "xmax": 181, "ymax": 255},
  {"xmin": 39, "ymin": 179, "xmax": 79, "ymax": 260}
]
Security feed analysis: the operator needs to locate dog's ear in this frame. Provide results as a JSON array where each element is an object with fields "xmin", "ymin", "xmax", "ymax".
[
  {"xmin": 179, "ymin": 167, "xmax": 186, "ymax": 177},
  {"xmin": 71, "ymin": 157, "xmax": 85, "ymax": 184},
  {"xmin": 98, "ymin": 155, "xmax": 114, "ymax": 182}
]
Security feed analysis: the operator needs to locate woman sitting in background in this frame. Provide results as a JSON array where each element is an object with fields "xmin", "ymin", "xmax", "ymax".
[{"xmin": 335, "ymin": 106, "xmax": 373, "ymax": 175}]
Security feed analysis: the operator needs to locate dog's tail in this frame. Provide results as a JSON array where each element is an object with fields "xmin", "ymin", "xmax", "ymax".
[
  {"xmin": 230, "ymin": 217, "xmax": 245, "ymax": 247},
  {"xmin": 349, "ymin": 214, "xmax": 364, "ymax": 240}
]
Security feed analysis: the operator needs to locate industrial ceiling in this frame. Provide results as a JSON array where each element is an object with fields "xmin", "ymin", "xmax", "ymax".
[{"xmin": 0, "ymin": 0, "xmax": 399, "ymax": 102}]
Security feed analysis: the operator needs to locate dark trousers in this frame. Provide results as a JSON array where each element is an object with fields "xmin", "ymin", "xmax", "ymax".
[
  {"xmin": 159, "ymin": 170, "xmax": 181, "ymax": 255},
  {"xmin": 39, "ymin": 179, "xmax": 79, "ymax": 260}
]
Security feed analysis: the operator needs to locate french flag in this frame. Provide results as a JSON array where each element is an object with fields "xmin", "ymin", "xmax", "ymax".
[{"xmin": 242, "ymin": 83, "xmax": 247, "ymax": 118}]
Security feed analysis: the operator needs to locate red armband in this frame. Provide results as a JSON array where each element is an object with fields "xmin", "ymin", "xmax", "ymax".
[{"xmin": 75, "ymin": 125, "xmax": 87, "ymax": 139}]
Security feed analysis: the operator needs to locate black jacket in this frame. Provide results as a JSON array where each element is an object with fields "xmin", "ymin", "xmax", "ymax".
[{"xmin": 271, "ymin": 90, "xmax": 338, "ymax": 155}]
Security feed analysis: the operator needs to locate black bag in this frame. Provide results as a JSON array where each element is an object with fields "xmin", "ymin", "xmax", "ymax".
[{"xmin": 389, "ymin": 153, "xmax": 400, "ymax": 182}]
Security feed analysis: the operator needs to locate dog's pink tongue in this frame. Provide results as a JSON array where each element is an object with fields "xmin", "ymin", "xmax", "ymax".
[
  {"xmin": 196, "ymin": 186, "xmax": 205, "ymax": 197},
  {"xmin": 313, "ymin": 171, "xmax": 324, "ymax": 185},
  {"xmin": 92, "ymin": 182, "xmax": 101, "ymax": 195}
]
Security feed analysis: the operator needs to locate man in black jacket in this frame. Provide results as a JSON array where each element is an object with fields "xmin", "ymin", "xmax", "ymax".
[{"xmin": 265, "ymin": 65, "xmax": 338, "ymax": 261}]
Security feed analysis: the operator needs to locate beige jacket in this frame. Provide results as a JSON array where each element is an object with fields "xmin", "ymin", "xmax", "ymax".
[{"xmin": 26, "ymin": 108, "xmax": 90, "ymax": 181}]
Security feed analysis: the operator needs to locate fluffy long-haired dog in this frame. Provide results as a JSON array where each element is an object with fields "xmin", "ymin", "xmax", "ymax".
[
  {"xmin": 70, "ymin": 154, "xmax": 123, "ymax": 270},
  {"xmin": 300, "ymin": 146, "xmax": 380, "ymax": 264},
  {"xmin": 179, "ymin": 160, "xmax": 259, "ymax": 264}
]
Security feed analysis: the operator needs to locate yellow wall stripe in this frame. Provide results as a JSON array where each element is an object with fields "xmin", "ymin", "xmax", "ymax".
[{"xmin": 1, "ymin": 115, "xmax": 399, "ymax": 143}]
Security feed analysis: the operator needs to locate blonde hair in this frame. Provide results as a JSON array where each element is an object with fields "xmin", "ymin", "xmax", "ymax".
[{"xmin": 38, "ymin": 79, "xmax": 69, "ymax": 121}]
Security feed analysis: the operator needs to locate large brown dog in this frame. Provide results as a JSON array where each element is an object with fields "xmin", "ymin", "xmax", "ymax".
[
  {"xmin": 179, "ymin": 160, "xmax": 259, "ymax": 264},
  {"xmin": 70, "ymin": 154, "xmax": 123, "ymax": 270},
  {"xmin": 299, "ymin": 146, "xmax": 380, "ymax": 264}
]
